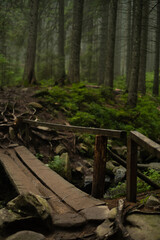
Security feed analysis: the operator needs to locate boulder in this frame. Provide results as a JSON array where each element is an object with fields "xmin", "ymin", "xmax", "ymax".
[
  {"xmin": 55, "ymin": 144, "xmax": 66, "ymax": 155},
  {"xmin": 80, "ymin": 205, "xmax": 110, "ymax": 221},
  {"xmin": 0, "ymin": 193, "xmax": 52, "ymax": 236},
  {"xmin": 6, "ymin": 231, "xmax": 45, "ymax": 240},
  {"xmin": 113, "ymin": 166, "xmax": 126, "ymax": 184},
  {"xmin": 108, "ymin": 207, "xmax": 117, "ymax": 221},
  {"xmin": 95, "ymin": 218, "xmax": 112, "ymax": 239},
  {"xmin": 145, "ymin": 195, "xmax": 160, "ymax": 208},
  {"xmin": 126, "ymin": 212, "xmax": 160, "ymax": 240}
]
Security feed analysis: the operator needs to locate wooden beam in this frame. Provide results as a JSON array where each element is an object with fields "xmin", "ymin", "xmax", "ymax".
[
  {"xmin": 92, "ymin": 136, "xmax": 108, "ymax": 198},
  {"xmin": 130, "ymin": 131, "xmax": 160, "ymax": 158},
  {"xmin": 22, "ymin": 119, "xmax": 126, "ymax": 139},
  {"xmin": 126, "ymin": 136, "xmax": 138, "ymax": 202},
  {"xmin": 108, "ymin": 148, "xmax": 160, "ymax": 190}
]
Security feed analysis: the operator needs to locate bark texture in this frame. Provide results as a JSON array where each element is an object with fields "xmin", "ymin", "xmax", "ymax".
[
  {"xmin": 98, "ymin": 0, "xmax": 109, "ymax": 85},
  {"xmin": 153, "ymin": 0, "xmax": 160, "ymax": 96},
  {"xmin": 127, "ymin": 0, "xmax": 142, "ymax": 107},
  {"xmin": 23, "ymin": 0, "xmax": 39, "ymax": 85},
  {"xmin": 58, "ymin": 0, "xmax": 65, "ymax": 85},
  {"xmin": 68, "ymin": 0, "xmax": 84, "ymax": 83},
  {"xmin": 105, "ymin": 0, "xmax": 118, "ymax": 89},
  {"xmin": 138, "ymin": 0, "xmax": 149, "ymax": 95}
]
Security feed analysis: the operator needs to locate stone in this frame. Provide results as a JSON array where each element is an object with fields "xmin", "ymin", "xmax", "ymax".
[
  {"xmin": 80, "ymin": 205, "xmax": 110, "ymax": 221},
  {"xmin": 53, "ymin": 212, "xmax": 86, "ymax": 228},
  {"xmin": 60, "ymin": 153, "xmax": 72, "ymax": 181},
  {"xmin": 113, "ymin": 166, "xmax": 126, "ymax": 184},
  {"xmin": 0, "ymin": 193, "xmax": 52, "ymax": 235},
  {"xmin": 108, "ymin": 207, "xmax": 117, "ymax": 221},
  {"xmin": 55, "ymin": 144, "xmax": 66, "ymax": 155},
  {"xmin": 9, "ymin": 127, "xmax": 15, "ymax": 140},
  {"xmin": 6, "ymin": 231, "xmax": 45, "ymax": 240},
  {"xmin": 112, "ymin": 146, "xmax": 127, "ymax": 158},
  {"xmin": 145, "ymin": 195, "xmax": 160, "ymax": 207},
  {"xmin": 95, "ymin": 218, "xmax": 112, "ymax": 239},
  {"xmin": 28, "ymin": 102, "xmax": 43, "ymax": 109},
  {"xmin": 126, "ymin": 213, "xmax": 160, "ymax": 240}
]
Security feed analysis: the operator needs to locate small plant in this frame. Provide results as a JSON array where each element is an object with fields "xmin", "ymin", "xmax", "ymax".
[{"xmin": 48, "ymin": 155, "xmax": 65, "ymax": 177}]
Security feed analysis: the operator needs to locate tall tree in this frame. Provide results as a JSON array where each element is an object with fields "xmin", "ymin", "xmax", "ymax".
[
  {"xmin": 153, "ymin": 0, "xmax": 160, "ymax": 96},
  {"xmin": 105, "ymin": 0, "xmax": 118, "ymax": 89},
  {"xmin": 68, "ymin": 0, "xmax": 84, "ymax": 83},
  {"xmin": 23, "ymin": 0, "xmax": 39, "ymax": 85},
  {"xmin": 138, "ymin": 0, "xmax": 149, "ymax": 95},
  {"xmin": 57, "ymin": 0, "xmax": 65, "ymax": 84},
  {"xmin": 98, "ymin": 0, "xmax": 109, "ymax": 85},
  {"xmin": 127, "ymin": 0, "xmax": 142, "ymax": 107}
]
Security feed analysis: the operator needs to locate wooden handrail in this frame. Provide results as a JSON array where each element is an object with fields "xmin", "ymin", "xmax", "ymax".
[
  {"xmin": 130, "ymin": 131, "xmax": 160, "ymax": 158},
  {"xmin": 23, "ymin": 119, "xmax": 126, "ymax": 139},
  {"xmin": 127, "ymin": 131, "xmax": 160, "ymax": 202}
]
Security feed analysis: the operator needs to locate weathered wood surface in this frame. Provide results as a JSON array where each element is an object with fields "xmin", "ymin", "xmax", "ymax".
[
  {"xmin": 23, "ymin": 118, "xmax": 126, "ymax": 139},
  {"xmin": 0, "ymin": 146, "xmax": 110, "ymax": 226},
  {"xmin": 92, "ymin": 136, "xmax": 108, "ymax": 198},
  {"xmin": 130, "ymin": 131, "xmax": 160, "ymax": 158},
  {"xmin": 126, "ymin": 137, "xmax": 138, "ymax": 202},
  {"xmin": 0, "ymin": 152, "xmax": 40, "ymax": 195}
]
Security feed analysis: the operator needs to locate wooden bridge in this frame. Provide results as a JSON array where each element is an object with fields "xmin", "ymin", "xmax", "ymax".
[{"xmin": 0, "ymin": 119, "xmax": 160, "ymax": 237}]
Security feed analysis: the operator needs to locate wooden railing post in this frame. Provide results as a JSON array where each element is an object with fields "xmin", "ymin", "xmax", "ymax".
[
  {"xmin": 92, "ymin": 135, "xmax": 107, "ymax": 198},
  {"xmin": 126, "ymin": 136, "xmax": 138, "ymax": 202}
]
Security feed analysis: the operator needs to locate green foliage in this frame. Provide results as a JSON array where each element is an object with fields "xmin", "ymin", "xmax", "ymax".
[
  {"xmin": 105, "ymin": 169, "xmax": 160, "ymax": 199},
  {"xmin": 48, "ymin": 155, "xmax": 65, "ymax": 177},
  {"xmin": 37, "ymin": 82, "xmax": 160, "ymax": 142}
]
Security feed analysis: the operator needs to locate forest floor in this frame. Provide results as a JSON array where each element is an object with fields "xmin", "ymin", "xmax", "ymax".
[{"xmin": 0, "ymin": 86, "xmax": 160, "ymax": 240}]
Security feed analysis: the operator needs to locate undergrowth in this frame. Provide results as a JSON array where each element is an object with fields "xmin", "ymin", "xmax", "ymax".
[{"xmin": 37, "ymin": 81, "xmax": 160, "ymax": 142}]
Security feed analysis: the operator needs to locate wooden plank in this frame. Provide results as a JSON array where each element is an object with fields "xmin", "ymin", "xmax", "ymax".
[
  {"xmin": 130, "ymin": 131, "xmax": 160, "ymax": 158},
  {"xmin": 15, "ymin": 146, "xmax": 104, "ymax": 211},
  {"xmin": 0, "ymin": 153, "xmax": 40, "ymax": 195},
  {"xmin": 92, "ymin": 136, "xmax": 108, "ymax": 198},
  {"xmin": 23, "ymin": 119, "xmax": 126, "ymax": 139},
  {"xmin": 126, "ymin": 137, "xmax": 137, "ymax": 202},
  {"xmin": 5, "ymin": 149, "xmax": 74, "ymax": 214}
]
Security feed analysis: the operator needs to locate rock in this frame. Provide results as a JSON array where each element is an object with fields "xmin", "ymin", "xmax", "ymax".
[
  {"xmin": 28, "ymin": 102, "xmax": 43, "ymax": 109},
  {"xmin": 0, "ymin": 193, "xmax": 52, "ymax": 236},
  {"xmin": 126, "ymin": 213, "xmax": 160, "ymax": 240},
  {"xmin": 112, "ymin": 146, "xmax": 127, "ymax": 158},
  {"xmin": 108, "ymin": 207, "xmax": 117, "ymax": 221},
  {"xmin": 53, "ymin": 212, "xmax": 86, "ymax": 227},
  {"xmin": 145, "ymin": 195, "xmax": 160, "ymax": 208},
  {"xmin": 55, "ymin": 144, "xmax": 66, "ymax": 155},
  {"xmin": 60, "ymin": 153, "xmax": 72, "ymax": 181},
  {"xmin": 6, "ymin": 231, "xmax": 45, "ymax": 240},
  {"xmin": 106, "ymin": 161, "xmax": 116, "ymax": 171},
  {"xmin": 113, "ymin": 166, "xmax": 126, "ymax": 184},
  {"xmin": 9, "ymin": 127, "xmax": 15, "ymax": 140},
  {"xmin": 80, "ymin": 205, "xmax": 110, "ymax": 221},
  {"xmin": 95, "ymin": 218, "xmax": 112, "ymax": 239},
  {"xmin": 83, "ymin": 159, "xmax": 93, "ymax": 168}
]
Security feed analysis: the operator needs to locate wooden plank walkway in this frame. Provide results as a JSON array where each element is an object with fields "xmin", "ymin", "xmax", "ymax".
[{"xmin": 0, "ymin": 146, "xmax": 109, "ymax": 229}]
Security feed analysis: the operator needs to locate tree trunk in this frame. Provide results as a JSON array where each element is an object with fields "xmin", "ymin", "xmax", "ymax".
[
  {"xmin": 98, "ymin": 0, "xmax": 109, "ymax": 85},
  {"xmin": 23, "ymin": 0, "xmax": 39, "ymax": 85},
  {"xmin": 127, "ymin": 0, "xmax": 142, "ymax": 107},
  {"xmin": 138, "ymin": 0, "xmax": 149, "ymax": 95},
  {"xmin": 68, "ymin": 0, "xmax": 84, "ymax": 83},
  {"xmin": 57, "ymin": 0, "xmax": 65, "ymax": 85},
  {"xmin": 126, "ymin": 0, "xmax": 132, "ymax": 90},
  {"xmin": 105, "ymin": 0, "xmax": 118, "ymax": 89},
  {"xmin": 153, "ymin": 0, "xmax": 160, "ymax": 96}
]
